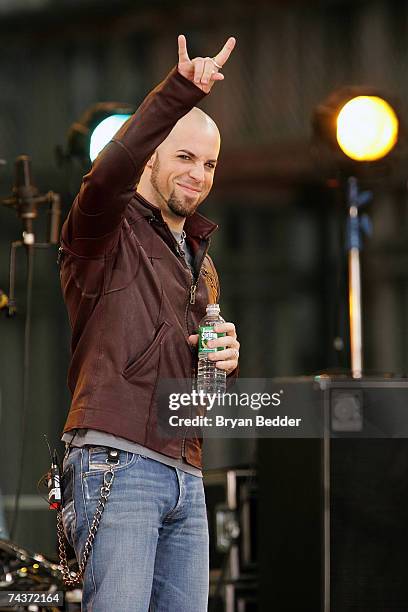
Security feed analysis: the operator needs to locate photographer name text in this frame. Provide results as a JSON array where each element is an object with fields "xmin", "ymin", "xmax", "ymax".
[{"xmin": 168, "ymin": 415, "xmax": 302, "ymax": 428}]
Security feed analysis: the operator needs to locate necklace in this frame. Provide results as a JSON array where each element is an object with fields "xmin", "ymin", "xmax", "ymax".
[{"xmin": 177, "ymin": 230, "xmax": 186, "ymax": 248}]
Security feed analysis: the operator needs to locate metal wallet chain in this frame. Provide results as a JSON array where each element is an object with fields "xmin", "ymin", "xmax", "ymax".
[{"xmin": 57, "ymin": 467, "xmax": 115, "ymax": 587}]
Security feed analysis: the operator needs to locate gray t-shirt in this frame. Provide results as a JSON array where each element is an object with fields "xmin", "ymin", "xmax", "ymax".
[
  {"xmin": 172, "ymin": 229, "xmax": 195, "ymax": 272},
  {"xmin": 62, "ymin": 429, "xmax": 202, "ymax": 477},
  {"xmin": 61, "ymin": 227, "xmax": 202, "ymax": 478}
]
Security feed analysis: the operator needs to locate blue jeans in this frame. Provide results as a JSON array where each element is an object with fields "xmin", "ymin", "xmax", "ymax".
[{"xmin": 62, "ymin": 446, "xmax": 209, "ymax": 612}]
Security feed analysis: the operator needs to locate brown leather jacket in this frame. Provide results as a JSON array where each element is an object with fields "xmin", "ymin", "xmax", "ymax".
[{"xmin": 60, "ymin": 67, "xmax": 232, "ymax": 469}]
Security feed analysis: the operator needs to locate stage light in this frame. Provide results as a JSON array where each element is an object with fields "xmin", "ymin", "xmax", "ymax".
[
  {"xmin": 313, "ymin": 88, "xmax": 400, "ymax": 163},
  {"xmin": 89, "ymin": 114, "xmax": 131, "ymax": 162},
  {"xmin": 313, "ymin": 87, "xmax": 402, "ymax": 378},
  {"xmin": 312, "ymin": 88, "xmax": 401, "ymax": 379},
  {"xmin": 336, "ymin": 96, "xmax": 398, "ymax": 161},
  {"xmin": 59, "ymin": 102, "xmax": 135, "ymax": 166}
]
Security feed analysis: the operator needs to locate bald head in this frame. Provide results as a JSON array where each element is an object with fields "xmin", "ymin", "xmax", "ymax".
[
  {"xmin": 161, "ymin": 107, "xmax": 220, "ymax": 149},
  {"xmin": 137, "ymin": 107, "xmax": 221, "ymax": 230}
]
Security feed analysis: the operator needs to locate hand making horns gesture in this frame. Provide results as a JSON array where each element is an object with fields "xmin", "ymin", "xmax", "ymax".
[{"xmin": 177, "ymin": 34, "xmax": 236, "ymax": 94}]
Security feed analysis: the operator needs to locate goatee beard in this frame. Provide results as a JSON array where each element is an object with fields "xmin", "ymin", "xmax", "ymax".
[{"xmin": 167, "ymin": 192, "xmax": 200, "ymax": 218}]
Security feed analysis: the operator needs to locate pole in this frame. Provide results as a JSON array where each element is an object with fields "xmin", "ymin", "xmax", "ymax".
[{"xmin": 348, "ymin": 205, "xmax": 363, "ymax": 379}]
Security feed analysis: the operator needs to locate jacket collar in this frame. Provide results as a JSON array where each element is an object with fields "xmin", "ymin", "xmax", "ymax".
[{"xmin": 127, "ymin": 192, "xmax": 218, "ymax": 240}]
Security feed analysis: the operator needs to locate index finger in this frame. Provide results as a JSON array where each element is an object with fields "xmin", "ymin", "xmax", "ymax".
[
  {"xmin": 213, "ymin": 36, "xmax": 236, "ymax": 68},
  {"xmin": 214, "ymin": 322, "xmax": 236, "ymax": 336},
  {"xmin": 178, "ymin": 34, "xmax": 190, "ymax": 63}
]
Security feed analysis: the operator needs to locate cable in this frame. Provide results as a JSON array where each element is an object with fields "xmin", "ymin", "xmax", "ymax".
[
  {"xmin": 10, "ymin": 245, "xmax": 35, "ymax": 540},
  {"xmin": 36, "ymin": 473, "xmax": 51, "ymax": 506}
]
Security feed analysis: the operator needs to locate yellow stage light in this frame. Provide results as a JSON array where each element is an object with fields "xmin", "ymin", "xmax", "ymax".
[{"xmin": 336, "ymin": 96, "xmax": 398, "ymax": 161}]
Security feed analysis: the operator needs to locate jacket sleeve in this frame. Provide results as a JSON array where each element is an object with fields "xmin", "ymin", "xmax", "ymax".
[{"xmin": 61, "ymin": 67, "xmax": 207, "ymax": 257}]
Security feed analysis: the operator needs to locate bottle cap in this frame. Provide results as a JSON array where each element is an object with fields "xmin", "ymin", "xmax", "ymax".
[{"xmin": 206, "ymin": 303, "xmax": 220, "ymax": 314}]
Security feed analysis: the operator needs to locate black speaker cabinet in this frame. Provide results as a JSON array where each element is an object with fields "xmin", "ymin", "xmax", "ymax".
[{"xmin": 258, "ymin": 377, "xmax": 408, "ymax": 612}]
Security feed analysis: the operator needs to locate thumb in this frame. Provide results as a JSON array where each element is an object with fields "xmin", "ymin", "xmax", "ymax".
[{"xmin": 188, "ymin": 334, "xmax": 199, "ymax": 346}]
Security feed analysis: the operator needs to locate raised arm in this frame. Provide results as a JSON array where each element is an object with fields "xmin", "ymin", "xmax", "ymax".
[{"xmin": 62, "ymin": 35, "xmax": 236, "ymax": 257}]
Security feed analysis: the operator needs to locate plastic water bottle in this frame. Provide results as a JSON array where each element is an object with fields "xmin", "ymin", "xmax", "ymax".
[{"xmin": 197, "ymin": 304, "xmax": 226, "ymax": 394}]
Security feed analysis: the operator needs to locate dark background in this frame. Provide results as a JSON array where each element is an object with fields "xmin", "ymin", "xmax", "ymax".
[{"xmin": 1, "ymin": 0, "xmax": 408, "ymax": 577}]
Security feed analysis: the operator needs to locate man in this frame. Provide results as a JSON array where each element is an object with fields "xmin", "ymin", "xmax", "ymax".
[{"xmin": 59, "ymin": 35, "xmax": 239, "ymax": 611}]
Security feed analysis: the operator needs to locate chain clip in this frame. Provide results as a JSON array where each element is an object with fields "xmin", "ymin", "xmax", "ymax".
[{"xmin": 57, "ymin": 460, "xmax": 115, "ymax": 587}]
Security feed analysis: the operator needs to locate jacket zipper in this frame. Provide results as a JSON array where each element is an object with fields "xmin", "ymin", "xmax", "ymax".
[
  {"xmin": 181, "ymin": 239, "xmax": 209, "ymax": 458},
  {"xmin": 189, "ymin": 283, "xmax": 197, "ymax": 304}
]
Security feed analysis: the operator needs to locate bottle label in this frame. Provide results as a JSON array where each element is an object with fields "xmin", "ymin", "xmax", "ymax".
[{"xmin": 199, "ymin": 326, "xmax": 226, "ymax": 352}]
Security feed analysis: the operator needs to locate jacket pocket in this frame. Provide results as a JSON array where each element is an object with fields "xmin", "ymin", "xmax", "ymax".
[{"xmin": 122, "ymin": 320, "xmax": 171, "ymax": 382}]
